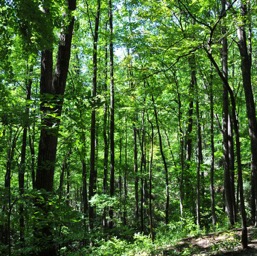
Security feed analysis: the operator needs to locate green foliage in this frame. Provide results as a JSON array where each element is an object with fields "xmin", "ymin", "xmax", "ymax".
[
  {"xmin": 0, "ymin": 0, "xmax": 256, "ymax": 255},
  {"xmin": 89, "ymin": 233, "xmax": 154, "ymax": 256}
]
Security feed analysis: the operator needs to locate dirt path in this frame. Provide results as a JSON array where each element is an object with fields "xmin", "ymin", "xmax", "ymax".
[{"xmin": 158, "ymin": 227, "xmax": 257, "ymax": 255}]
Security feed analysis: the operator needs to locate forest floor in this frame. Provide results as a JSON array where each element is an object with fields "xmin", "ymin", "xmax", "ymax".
[{"xmin": 156, "ymin": 227, "xmax": 257, "ymax": 255}]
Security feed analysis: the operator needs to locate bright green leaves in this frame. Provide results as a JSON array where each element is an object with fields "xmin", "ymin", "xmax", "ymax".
[{"xmin": 7, "ymin": 0, "xmax": 70, "ymax": 52}]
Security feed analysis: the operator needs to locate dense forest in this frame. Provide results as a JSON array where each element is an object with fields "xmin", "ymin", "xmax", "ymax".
[{"xmin": 1, "ymin": 0, "xmax": 257, "ymax": 255}]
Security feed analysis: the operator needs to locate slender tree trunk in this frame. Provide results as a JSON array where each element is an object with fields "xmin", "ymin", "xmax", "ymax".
[
  {"xmin": 148, "ymin": 116, "xmax": 154, "ymax": 241},
  {"xmin": 89, "ymin": 0, "xmax": 101, "ymax": 230},
  {"xmin": 102, "ymin": 35, "xmax": 109, "ymax": 228},
  {"xmin": 118, "ymin": 136, "xmax": 123, "ymax": 221},
  {"xmin": 28, "ymin": 126, "xmax": 36, "ymax": 189},
  {"xmin": 133, "ymin": 122, "xmax": 139, "ymax": 223},
  {"xmin": 196, "ymin": 95, "xmax": 202, "ymax": 227},
  {"xmin": 109, "ymin": 0, "xmax": 115, "ymax": 228},
  {"xmin": 204, "ymin": 43, "xmax": 248, "ymax": 250},
  {"xmin": 19, "ymin": 69, "xmax": 32, "ymax": 250},
  {"xmin": 228, "ymin": 114, "xmax": 237, "ymax": 221},
  {"xmin": 2, "ymin": 128, "xmax": 19, "ymax": 256},
  {"xmin": 58, "ymin": 148, "xmax": 71, "ymax": 198},
  {"xmin": 221, "ymin": 0, "xmax": 235, "ymax": 225},
  {"xmin": 82, "ymin": 158, "xmax": 88, "ymax": 216},
  {"xmin": 185, "ymin": 56, "xmax": 195, "ymax": 215},
  {"xmin": 123, "ymin": 120, "xmax": 128, "ymax": 225},
  {"xmin": 237, "ymin": 1, "xmax": 257, "ymax": 226},
  {"xmin": 173, "ymin": 71, "xmax": 185, "ymax": 217},
  {"xmin": 233, "ymin": 101, "xmax": 248, "ymax": 249},
  {"xmin": 209, "ymin": 67, "xmax": 217, "ymax": 225},
  {"xmin": 152, "ymin": 95, "xmax": 169, "ymax": 224},
  {"xmin": 66, "ymin": 160, "xmax": 71, "ymax": 205},
  {"xmin": 138, "ymin": 110, "xmax": 146, "ymax": 232}
]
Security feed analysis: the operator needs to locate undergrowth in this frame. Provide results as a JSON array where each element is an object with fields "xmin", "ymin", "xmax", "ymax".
[{"xmin": 60, "ymin": 218, "xmax": 242, "ymax": 256}]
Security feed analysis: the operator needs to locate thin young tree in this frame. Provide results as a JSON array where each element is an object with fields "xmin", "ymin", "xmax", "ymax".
[
  {"xmin": 88, "ymin": 0, "xmax": 101, "ymax": 230},
  {"xmin": 221, "ymin": 0, "xmax": 235, "ymax": 225},
  {"xmin": 109, "ymin": 0, "xmax": 115, "ymax": 228}
]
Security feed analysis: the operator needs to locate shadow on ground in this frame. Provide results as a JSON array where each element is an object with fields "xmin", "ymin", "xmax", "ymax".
[
  {"xmin": 156, "ymin": 228, "xmax": 257, "ymax": 255},
  {"xmin": 213, "ymin": 246, "xmax": 257, "ymax": 255}
]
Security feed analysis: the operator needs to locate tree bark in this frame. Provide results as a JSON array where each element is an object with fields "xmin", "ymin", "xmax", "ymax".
[
  {"xmin": 138, "ymin": 110, "xmax": 146, "ymax": 232},
  {"xmin": 89, "ymin": 0, "xmax": 101, "ymax": 230},
  {"xmin": 2, "ymin": 128, "xmax": 19, "ymax": 256},
  {"xmin": 109, "ymin": 0, "xmax": 115, "ymax": 228},
  {"xmin": 133, "ymin": 122, "xmax": 139, "ymax": 223},
  {"xmin": 204, "ymin": 43, "xmax": 248, "ymax": 250},
  {"xmin": 34, "ymin": 1, "xmax": 76, "ymax": 255},
  {"xmin": 185, "ymin": 56, "xmax": 195, "ymax": 214},
  {"xmin": 19, "ymin": 68, "xmax": 32, "ymax": 251},
  {"xmin": 148, "ymin": 116, "xmax": 154, "ymax": 241},
  {"xmin": 102, "ymin": 39, "xmax": 109, "ymax": 228},
  {"xmin": 196, "ymin": 93, "xmax": 202, "ymax": 227},
  {"xmin": 237, "ymin": 1, "xmax": 257, "ymax": 226},
  {"xmin": 221, "ymin": 0, "xmax": 235, "ymax": 225},
  {"xmin": 152, "ymin": 95, "xmax": 169, "ymax": 224},
  {"xmin": 173, "ymin": 71, "xmax": 185, "ymax": 217},
  {"xmin": 209, "ymin": 67, "xmax": 217, "ymax": 225}
]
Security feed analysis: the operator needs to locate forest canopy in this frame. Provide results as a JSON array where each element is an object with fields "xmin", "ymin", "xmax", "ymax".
[{"xmin": 0, "ymin": 0, "xmax": 257, "ymax": 255}]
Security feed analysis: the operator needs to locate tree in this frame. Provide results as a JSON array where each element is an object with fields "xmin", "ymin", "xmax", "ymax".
[
  {"xmin": 34, "ymin": 1, "xmax": 76, "ymax": 255},
  {"xmin": 237, "ymin": 0, "xmax": 257, "ymax": 226},
  {"xmin": 109, "ymin": 0, "xmax": 115, "ymax": 228},
  {"xmin": 88, "ymin": 0, "xmax": 101, "ymax": 231}
]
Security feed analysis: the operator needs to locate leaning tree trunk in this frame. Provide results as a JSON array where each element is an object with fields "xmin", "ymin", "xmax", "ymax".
[
  {"xmin": 237, "ymin": 1, "xmax": 257, "ymax": 226},
  {"xmin": 152, "ymin": 94, "xmax": 169, "ymax": 225},
  {"xmin": 204, "ymin": 44, "xmax": 248, "ymax": 249},
  {"xmin": 221, "ymin": 0, "xmax": 235, "ymax": 225}
]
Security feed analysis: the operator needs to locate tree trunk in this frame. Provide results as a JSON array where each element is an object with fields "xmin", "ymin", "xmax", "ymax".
[
  {"xmin": 185, "ymin": 56, "xmax": 195, "ymax": 214},
  {"xmin": 138, "ymin": 110, "xmax": 146, "ymax": 232},
  {"xmin": 173, "ymin": 71, "xmax": 185, "ymax": 217},
  {"xmin": 221, "ymin": 0, "xmax": 235, "ymax": 225},
  {"xmin": 152, "ymin": 94, "xmax": 169, "ymax": 224},
  {"xmin": 118, "ymin": 136, "xmax": 123, "ymax": 221},
  {"xmin": 89, "ymin": 0, "xmax": 101, "ymax": 230},
  {"xmin": 109, "ymin": 0, "xmax": 115, "ymax": 229},
  {"xmin": 123, "ymin": 120, "xmax": 128, "ymax": 225},
  {"xmin": 148, "ymin": 116, "xmax": 154, "ymax": 241},
  {"xmin": 19, "ymin": 69, "xmax": 32, "ymax": 251},
  {"xmin": 34, "ymin": 1, "xmax": 76, "ymax": 255},
  {"xmin": 209, "ymin": 67, "xmax": 217, "ymax": 225},
  {"xmin": 204, "ymin": 43, "xmax": 248, "ymax": 250},
  {"xmin": 82, "ymin": 159, "xmax": 88, "ymax": 216},
  {"xmin": 233, "ymin": 100, "xmax": 248, "ymax": 249},
  {"xmin": 196, "ymin": 95, "xmax": 202, "ymax": 227},
  {"xmin": 28, "ymin": 126, "xmax": 36, "ymax": 189},
  {"xmin": 103, "ymin": 40, "xmax": 109, "ymax": 228},
  {"xmin": 237, "ymin": 1, "xmax": 257, "ymax": 226},
  {"xmin": 2, "ymin": 128, "xmax": 19, "ymax": 256},
  {"xmin": 228, "ymin": 114, "xmax": 237, "ymax": 221},
  {"xmin": 133, "ymin": 122, "xmax": 139, "ymax": 223}
]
